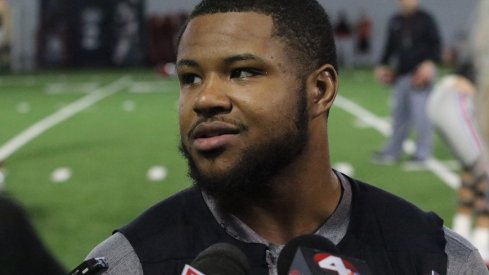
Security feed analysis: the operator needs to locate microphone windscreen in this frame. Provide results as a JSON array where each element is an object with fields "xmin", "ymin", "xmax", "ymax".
[
  {"xmin": 191, "ymin": 242, "xmax": 251, "ymax": 275},
  {"xmin": 277, "ymin": 234, "xmax": 338, "ymax": 275}
]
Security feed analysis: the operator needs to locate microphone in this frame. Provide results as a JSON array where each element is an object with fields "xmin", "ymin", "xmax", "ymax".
[
  {"xmin": 69, "ymin": 257, "xmax": 109, "ymax": 275},
  {"xmin": 277, "ymin": 234, "xmax": 371, "ymax": 275},
  {"xmin": 181, "ymin": 242, "xmax": 251, "ymax": 275}
]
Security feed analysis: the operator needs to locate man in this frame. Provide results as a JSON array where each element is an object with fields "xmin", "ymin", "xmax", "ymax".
[
  {"xmin": 334, "ymin": 10, "xmax": 353, "ymax": 69},
  {"xmin": 473, "ymin": 0, "xmax": 489, "ymax": 138},
  {"xmin": 82, "ymin": 0, "xmax": 487, "ymax": 274},
  {"xmin": 428, "ymin": 66, "xmax": 489, "ymax": 264},
  {"xmin": 427, "ymin": 0, "xmax": 489, "ymax": 264},
  {"xmin": 354, "ymin": 8, "xmax": 373, "ymax": 67},
  {"xmin": 0, "ymin": 193, "xmax": 67, "ymax": 275},
  {"xmin": 372, "ymin": 0, "xmax": 441, "ymax": 165}
]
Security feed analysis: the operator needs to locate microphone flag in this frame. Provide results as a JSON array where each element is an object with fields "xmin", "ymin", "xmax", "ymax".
[
  {"xmin": 287, "ymin": 246, "xmax": 371, "ymax": 275},
  {"xmin": 181, "ymin": 264, "xmax": 206, "ymax": 275}
]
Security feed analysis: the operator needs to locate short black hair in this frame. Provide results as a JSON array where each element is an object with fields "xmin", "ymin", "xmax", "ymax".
[{"xmin": 177, "ymin": 0, "xmax": 337, "ymax": 75}]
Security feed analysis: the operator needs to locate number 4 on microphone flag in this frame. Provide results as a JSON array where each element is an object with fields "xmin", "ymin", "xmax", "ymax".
[
  {"xmin": 288, "ymin": 247, "xmax": 371, "ymax": 275},
  {"xmin": 181, "ymin": 264, "xmax": 206, "ymax": 275}
]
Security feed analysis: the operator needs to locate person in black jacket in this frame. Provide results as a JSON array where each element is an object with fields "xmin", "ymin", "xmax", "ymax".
[
  {"xmin": 372, "ymin": 0, "xmax": 441, "ymax": 165},
  {"xmin": 79, "ymin": 0, "xmax": 487, "ymax": 274},
  {"xmin": 0, "ymin": 193, "xmax": 66, "ymax": 275}
]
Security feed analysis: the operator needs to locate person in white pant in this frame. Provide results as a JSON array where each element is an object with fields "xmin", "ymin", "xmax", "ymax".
[
  {"xmin": 428, "ymin": 71, "xmax": 489, "ymax": 263},
  {"xmin": 428, "ymin": 0, "xmax": 489, "ymax": 263}
]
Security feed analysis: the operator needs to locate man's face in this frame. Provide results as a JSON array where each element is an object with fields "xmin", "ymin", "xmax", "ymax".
[{"xmin": 177, "ymin": 12, "xmax": 309, "ymax": 201}]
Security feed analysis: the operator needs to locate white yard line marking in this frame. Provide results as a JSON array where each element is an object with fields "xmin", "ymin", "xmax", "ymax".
[
  {"xmin": 17, "ymin": 102, "xmax": 30, "ymax": 114},
  {"xmin": 0, "ymin": 76, "xmax": 131, "ymax": 162},
  {"xmin": 122, "ymin": 100, "xmax": 136, "ymax": 112},
  {"xmin": 333, "ymin": 162, "xmax": 355, "ymax": 177},
  {"xmin": 51, "ymin": 167, "xmax": 72, "ymax": 183},
  {"xmin": 130, "ymin": 81, "xmax": 176, "ymax": 94},
  {"xmin": 147, "ymin": 165, "xmax": 168, "ymax": 182},
  {"xmin": 45, "ymin": 82, "xmax": 101, "ymax": 94},
  {"xmin": 334, "ymin": 95, "xmax": 459, "ymax": 189}
]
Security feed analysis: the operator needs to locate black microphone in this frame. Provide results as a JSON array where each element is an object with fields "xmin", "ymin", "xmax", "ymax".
[
  {"xmin": 181, "ymin": 242, "xmax": 251, "ymax": 275},
  {"xmin": 277, "ymin": 234, "xmax": 371, "ymax": 275},
  {"xmin": 68, "ymin": 257, "xmax": 109, "ymax": 275}
]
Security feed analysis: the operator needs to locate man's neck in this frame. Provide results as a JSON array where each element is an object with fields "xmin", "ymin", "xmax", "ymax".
[
  {"xmin": 219, "ymin": 121, "xmax": 340, "ymax": 244},
  {"xmin": 225, "ymin": 166, "xmax": 342, "ymax": 245}
]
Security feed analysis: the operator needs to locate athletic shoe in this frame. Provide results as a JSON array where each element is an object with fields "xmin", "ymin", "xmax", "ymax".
[
  {"xmin": 370, "ymin": 152, "xmax": 398, "ymax": 165},
  {"xmin": 402, "ymin": 156, "xmax": 428, "ymax": 170}
]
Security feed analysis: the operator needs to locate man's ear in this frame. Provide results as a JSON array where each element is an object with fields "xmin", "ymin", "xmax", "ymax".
[{"xmin": 307, "ymin": 64, "xmax": 338, "ymax": 118}]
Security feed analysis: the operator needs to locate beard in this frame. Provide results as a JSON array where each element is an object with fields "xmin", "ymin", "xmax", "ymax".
[{"xmin": 179, "ymin": 85, "xmax": 309, "ymax": 206}]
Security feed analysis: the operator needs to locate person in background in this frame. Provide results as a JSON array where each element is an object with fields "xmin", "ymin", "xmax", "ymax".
[
  {"xmin": 428, "ymin": 0, "xmax": 489, "ymax": 265},
  {"xmin": 334, "ymin": 10, "xmax": 353, "ymax": 70},
  {"xmin": 0, "ymin": 192, "xmax": 66, "ymax": 275},
  {"xmin": 428, "ymin": 63, "xmax": 489, "ymax": 265},
  {"xmin": 372, "ymin": 0, "xmax": 441, "ymax": 165},
  {"xmin": 354, "ymin": 8, "xmax": 373, "ymax": 68},
  {"xmin": 473, "ymin": 0, "xmax": 489, "ymax": 141},
  {"xmin": 78, "ymin": 0, "xmax": 486, "ymax": 274}
]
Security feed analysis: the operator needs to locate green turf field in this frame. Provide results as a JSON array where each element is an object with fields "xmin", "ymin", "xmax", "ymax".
[{"xmin": 0, "ymin": 68, "xmax": 458, "ymax": 269}]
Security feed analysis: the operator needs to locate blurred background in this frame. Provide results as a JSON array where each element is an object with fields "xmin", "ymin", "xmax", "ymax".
[
  {"xmin": 0, "ymin": 0, "xmax": 477, "ymax": 72},
  {"xmin": 0, "ymin": 0, "xmax": 483, "ymax": 271}
]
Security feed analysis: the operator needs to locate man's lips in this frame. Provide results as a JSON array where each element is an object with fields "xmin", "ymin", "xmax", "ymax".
[{"xmin": 189, "ymin": 121, "xmax": 241, "ymax": 152}]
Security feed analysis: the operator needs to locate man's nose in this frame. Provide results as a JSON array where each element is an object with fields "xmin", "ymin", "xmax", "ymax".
[{"xmin": 192, "ymin": 76, "xmax": 232, "ymax": 117}]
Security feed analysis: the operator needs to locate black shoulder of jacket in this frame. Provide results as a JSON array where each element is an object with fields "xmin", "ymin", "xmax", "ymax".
[
  {"xmin": 116, "ymin": 187, "xmax": 270, "ymax": 275},
  {"xmin": 338, "ymin": 174, "xmax": 447, "ymax": 275},
  {"xmin": 117, "ymin": 187, "xmax": 225, "ymax": 261},
  {"xmin": 345, "ymin": 175, "xmax": 445, "ymax": 250}
]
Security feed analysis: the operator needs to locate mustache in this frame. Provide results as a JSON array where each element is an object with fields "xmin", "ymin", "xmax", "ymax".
[{"xmin": 187, "ymin": 116, "xmax": 248, "ymax": 139}]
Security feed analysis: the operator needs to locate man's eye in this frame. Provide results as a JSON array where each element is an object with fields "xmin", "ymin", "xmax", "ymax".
[
  {"xmin": 230, "ymin": 68, "xmax": 262, "ymax": 79},
  {"xmin": 179, "ymin": 74, "xmax": 202, "ymax": 86}
]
